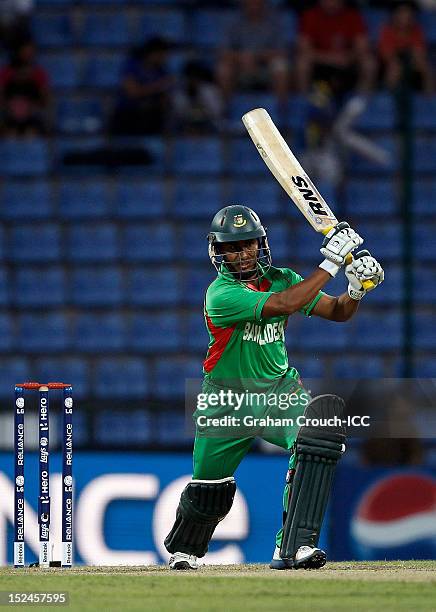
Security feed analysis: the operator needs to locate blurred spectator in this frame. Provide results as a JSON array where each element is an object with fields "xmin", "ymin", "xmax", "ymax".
[
  {"xmin": 0, "ymin": 39, "xmax": 50, "ymax": 136},
  {"xmin": 110, "ymin": 37, "xmax": 174, "ymax": 136},
  {"xmin": 296, "ymin": 0, "xmax": 375, "ymax": 96},
  {"xmin": 378, "ymin": 1, "xmax": 433, "ymax": 93},
  {"xmin": 0, "ymin": 0, "xmax": 32, "ymax": 52},
  {"xmin": 172, "ymin": 61, "xmax": 224, "ymax": 133},
  {"xmin": 217, "ymin": 0, "xmax": 289, "ymax": 103}
]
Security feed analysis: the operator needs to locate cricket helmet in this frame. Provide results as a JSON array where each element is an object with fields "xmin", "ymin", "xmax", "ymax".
[{"xmin": 207, "ymin": 205, "xmax": 271, "ymax": 281}]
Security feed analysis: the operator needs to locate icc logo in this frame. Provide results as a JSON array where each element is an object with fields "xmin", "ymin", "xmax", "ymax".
[
  {"xmin": 40, "ymin": 437, "xmax": 48, "ymax": 447},
  {"xmin": 16, "ymin": 476, "xmax": 24, "ymax": 486},
  {"xmin": 65, "ymin": 398, "xmax": 73, "ymax": 408},
  {"xmin": 16, "ymin": 398, "xmax": 24, "ymax": 408},
  {"xmin": 64, "ymin": 476, "xmax": 73, "ymax": 486}
]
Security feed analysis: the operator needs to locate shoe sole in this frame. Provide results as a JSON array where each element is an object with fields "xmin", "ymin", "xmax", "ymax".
[
  {"xmin": 293, "ymin": 550, "xmax": 326, "ymax": 570},
  {"xmin": 169, "ymin": 561, "xmax": 198, "ymax": 571}
]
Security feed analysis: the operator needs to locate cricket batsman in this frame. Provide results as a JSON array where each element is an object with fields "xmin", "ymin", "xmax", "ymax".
[{"xmin": 164, "ymin": 204, "xmax": 384, "ymax": 570}]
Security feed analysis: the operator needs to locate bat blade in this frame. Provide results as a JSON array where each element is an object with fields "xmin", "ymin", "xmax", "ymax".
[
  {"xmin": 242, "ymin": 108, "xmax": 337, "ymax": 234},
  {"xmin": 242, "ymin": 107, "xmax": 374, "ymax": 290}
]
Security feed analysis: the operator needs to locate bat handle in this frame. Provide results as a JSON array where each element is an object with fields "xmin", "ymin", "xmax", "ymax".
[{"xmin": 344, "ymin": 254, "xmax": 375, "ymax": 290}]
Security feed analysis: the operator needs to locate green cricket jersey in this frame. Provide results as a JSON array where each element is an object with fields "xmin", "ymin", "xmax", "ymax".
[{"xmin": 203, "ymin": 265, "xmax": 324, "ymax": 389}]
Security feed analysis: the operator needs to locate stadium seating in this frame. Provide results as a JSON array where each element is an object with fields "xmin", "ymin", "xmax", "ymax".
[
  {"xmin": 172, "ymin": 138, "xmax": 223, "ymax": 174},
  {"xmin": 71, "ymin": 267, "xmax": 124, "ymax": 307},
  {"xmin": 80, "ymin": 13, "xmax": 130, "ymax": 46},
  {"xmin": 126, "ymin": 268, "xmax": 181, "ymax": 306},
  {"xmin": 73, "ymin": 313, "xmax": 126, "ymax": 352},
  {"xmin": 8, "ymin": 224, "xmax": 61, "ymax": 263},
  {"xmin": 0, "ymin": 314, "xmax": 13, "ymax": 351},
  {"xmin": 59, "ymin": 180, "xmax": 111, "ymax": 218},
  {"xmin": 128, "ymin": 312, "xmax": 181, "ymax": 353},
  {"xmin": 172, "ymin": 179, "xmax": 222, "ymax": 218},
  {"xmin": 94, "ymin": 358, "xmax": 149, "ymax": 399},
  {"xmin": 122, "ymin": 223, "xmax": 174, "ymax": 262},
  {"xmin": 17, "ymin": 313, "xmax": 69, "ymax": 352},
  {"xmin": 0, "ymin": 359, "xmax": 30, "ymax": 396},
  {"xmin": 0, "ymin": 268, "xmax": 9, "ymax": 307},
  {"xmin": 0, "ymin": 139, "xmax": 50, "ymax": 177},
  {"xmin": 32, "ymin": 14, "xmax": 74, "ymax": 47},
  {"xmin": 115, "ymin": 179, "xmax": 166, "ymax": 218},
  {"xmin": 57, "ymin": 98, "xmax": 104, "ymax": 135},
  {"xmin": 67, "ymin": 223, "xmax": 119, "ymax": 262},
  {"xmin": 14, "ymin": 267, "xmax": 66, "ymax": 308},
  {"xmin": 36, "ymin": 358, "xmax": 90, "ymax": 398},
  {"xmin": 0, "ymin": 181, "xmax": 53, "ymax": 219}
]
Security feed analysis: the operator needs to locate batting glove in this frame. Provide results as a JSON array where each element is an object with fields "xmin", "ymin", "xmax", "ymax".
[
  {"xmin": 345, "ymin": 250, "xmax": 384, "ymax": 300},
  {"xmin": 319, "ymin": 222, "xmax": 364, "ymax": 277}
]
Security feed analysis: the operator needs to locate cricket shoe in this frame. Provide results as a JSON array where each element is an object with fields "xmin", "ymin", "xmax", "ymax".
[
  {"xmin": 269, "ymin": 545, "xmax": 326, "ymax": 570},
  {"xmin": 168, "ymin": 552, "xmax": 198, "ymax": 570}
]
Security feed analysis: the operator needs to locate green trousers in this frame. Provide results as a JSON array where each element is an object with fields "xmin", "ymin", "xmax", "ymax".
[{"xmin": 192, "ymin": 379, "xmax": 310, "ymax": 548}]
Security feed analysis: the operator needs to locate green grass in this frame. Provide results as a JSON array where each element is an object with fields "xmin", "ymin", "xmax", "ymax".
[{"xmin": 1, "ymin": 561, "xmax": 435, "ymax": 611}]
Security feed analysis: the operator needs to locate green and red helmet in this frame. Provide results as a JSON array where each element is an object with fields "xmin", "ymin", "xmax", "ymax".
[{"xmin": 207, "ymin": 205, "xmax": 272, "ymax": 281}]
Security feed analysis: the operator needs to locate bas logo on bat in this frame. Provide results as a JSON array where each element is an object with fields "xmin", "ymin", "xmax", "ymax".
[{"xmin": 291, "ymin": 176, "xmax": 329, "ymax": 217}]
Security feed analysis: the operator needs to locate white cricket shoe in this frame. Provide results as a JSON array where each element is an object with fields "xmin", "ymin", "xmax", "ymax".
[
  {"xmin": 270, "ymin": 545, "xmax": 326, "ymax": 570},
  {"xmin": 168, "ymin": 552, "xmax": 199, "ymax": 570}
]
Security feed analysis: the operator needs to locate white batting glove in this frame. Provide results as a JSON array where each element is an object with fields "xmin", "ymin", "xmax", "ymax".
[
  {"xmin": 319, "ymin": 222, "xmax": 364, "ymax": 277},
  {"xmin": 345, "ymin": 250, "xmax": 384, "ymax": 300}
]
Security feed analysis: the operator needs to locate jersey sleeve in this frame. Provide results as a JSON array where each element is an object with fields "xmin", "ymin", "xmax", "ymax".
[
  {"xmin": 205, "ymin": 281, "xmax": 274, "ymax": 327},
  {"xmin": 278, "ymin": 267, "xmax": 325, "ymax": 317}
]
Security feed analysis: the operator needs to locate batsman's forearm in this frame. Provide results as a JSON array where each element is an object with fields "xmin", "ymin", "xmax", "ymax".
[
  {"xmin": 279, "ymin": 269, "xmax": 331, "ymax": 313},
  {"xmin": 331, "ymin": 292, "xmax": 360, "ymax": 322}
]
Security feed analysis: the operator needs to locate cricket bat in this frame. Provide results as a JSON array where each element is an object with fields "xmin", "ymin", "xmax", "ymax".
[{"xmin": 242, "ymin": 108, "xmax": 373, "ymax": 290}]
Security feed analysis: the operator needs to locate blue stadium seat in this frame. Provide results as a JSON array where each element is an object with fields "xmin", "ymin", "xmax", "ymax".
[
  {"xmin": 126, "ymin": 268, "xmax": 181, "ymax": 306},
  {"xmin": 355, "ymin": 94, "xmax": 395, "ymax": 130},
  {"xmin": 228, "ymin": 180, "xmax": 281, "ymax": 218},
  {"xmin": 137, "ymin": 9, "xmax": 186, "ymax": 44},
  {"xmin": 83, "ymin": 54, "xmax": 123, "ymax": 88},
  {"xmin": 95, "ymin": 358, "xmax": 148, "ymax": 399},
  {"xmin": 0, "ymin": 359, "xmax": 30, "ymax": 397},
  {"xmin": 14, "ymin": 267, "xmax": 66, "ymax": 308},
  {"xmin": 355, "ymin": 221, "xmax": 402, "ymax": 260},
  {"xmin": 0, "ymin": 314, "xmax": 13, "ymax": 351},
  {"xmin": 413, "ymin": 267, "xmax": 436, "ymax": 304},
  {"xmin": 184, "ymin": 267, "xmax": 214, "ymax": 307},
  {"xmin": 349, "ymin": 136, "xmax": 397, "ymax": 175},
  {"xmin": 95, "ymin": 409, "xmax": 151, "ymax": 444},
  {"xmin": 59, "ymin": 180, "xmax": 111, "ymax": 218},
  {"xmin": 73, "ymin": 313, "xmax": 126, "ymax": 352},
  {"xmin": 32, "ymin": 14, "xmax": 73, "ymax": 47},
  {"xmin": 17, "ymin": 313, "xmax": 69, "ymax": 352},
  {"xmin": 172, "ymin": 180, "xmax": 222, "ymax": 218},
  {"xmin": 414, "ymin": 136, "xmax": 436, "ymax": 172},
  {"xmin": 292, "ymin": 357, "xmax": 325, "ymax": 379},
  {"xmin": 40, "ymin": 53, "xmax": 81, "ymax": 89},
  {"xmin": 364, "ymin": 264, "xmax": 402, "ymax": 305},
  {"xmin": 128, "ymin": 312, "xmax": 181, "ymax": 353},
  {"xmin": 351, "ymin": 311, "xmax": 402, "ymax": 351},
  {"xmin": 1, "ymin": 181, "xmax": 53, "ymax": 219},
  {"xmin": 67, "ymin": 223, "xmax": 118, "ymax": 262},
  {"xmin": 185, "ymin": 312, "xmax": 209, "ymax": 351},
  {"xmin": 413, "ymin": 180, "xmax": 436, "ymax": 216},
  {"xmin": 154, "ymin": 357, "xmax": 202, "ymax": 399},
  {"xmin": 229, "ymin": 94, "xmax": 278, "ymax": 124},
  {"xmin": 284, "ymin": 96, "xmax": 310, "ymax": 131},
  {"xmin": 57, "ymin": 98, "xmax": 104, "ymax": 134},
  {"xmin": 36, "ymin": 358, "xmax": 89, "ymax": 399},
  {"xmin": 9, "ymin": 224, "xmax": 61, "ymax": 262},
  {"xmin": 421, "ymin": 11, "xmax": 436, "ymax": 45},
  {"xmin": 413, "ymin": 357, "xmax": 436, "ymax": 377},
  {"xmin": 115, "ymin": 179, "xmax": 165, "ymax": 218},
  {"xmin": 413, "ymin": 95, "xmax": 436, "ymax": 129},
  {"xmin": 156, "ymin": 412, "xmax": 192, "ymax": 445},
  {"xmin": 267, "ymin": 221, "xmax": 290, "ymax": 262},
  {"xmin": 295, "ymin": 317, "xmax": 347, "ymax": 352},
  {"xmin": 0, "ymin": 267, "xmax": 9, "ymax": 306},
  {"xmin": 35, "ymin": 0, "xmax": 73, "ymax": 5},
  {"xmin": 414, "ymin": 314, "xmax": 436, "ymax": 350},
  {"xmin": 331, "ymin": 356, "xmax": 384, "ymax": 378},
  {"xmin": 122, "ymin": 223, "xmax": 174, "ymax": 262},
  {"xmin": 293, "ymin": 225, "xmax": 319, "ymax": 262},
  {"xmin": 345, "ymin": 179, "xmax": 396, "ymax": 217},
  {"xmin": 364, "ymin": 8, "xmax": 386, "ymax": 43},
  {"xmin": 414, "ymin": 224, "xmax": 436, "ymax": 261},
  {"xmin": 80, "ymin": 13, "xmax": 129, "ymax": 46},
  {"xmin": 173, "ymin": 138, "xmax": 223, "ymax": 175},
  {"xmin": 191, "ymin": 10, "xmax": 236, "ymax": 47},
  {"xmin": 228, "ymin": 138, "xmax": 266, "ymax": 175},
  {"xmin": 0, "ymin": 139, "xmax": 49, "ymax": 177},
  {"xmin": 71, "ymin": 267, "xmax": 123, "ymax": 306},
  {"xmin": 179, "ymin": 222, "xmax": 210, "ymax": 262}
]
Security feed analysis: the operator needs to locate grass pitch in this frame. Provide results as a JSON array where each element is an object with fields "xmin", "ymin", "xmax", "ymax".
[{"xmin": 1, "ymin": 561, "xmax": 435, "ymax": 612}]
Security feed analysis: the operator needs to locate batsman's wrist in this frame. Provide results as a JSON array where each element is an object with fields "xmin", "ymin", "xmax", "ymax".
[
  {"xmin": 319, "ymin": 259, "xmax": 341, "ymax": 278},
  {"xmin": 347, "ymin": 283, "xmax": 366, "ymax": 301}
]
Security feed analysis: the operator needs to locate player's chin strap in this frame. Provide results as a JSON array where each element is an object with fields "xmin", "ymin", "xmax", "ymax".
[
  {"xmin": 280, "ymin": 395, "xmax": 346, "ymax": 564},
  {"xmin": 164, "ymin": 477, "xmax": 236, "ymax": 558}
]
